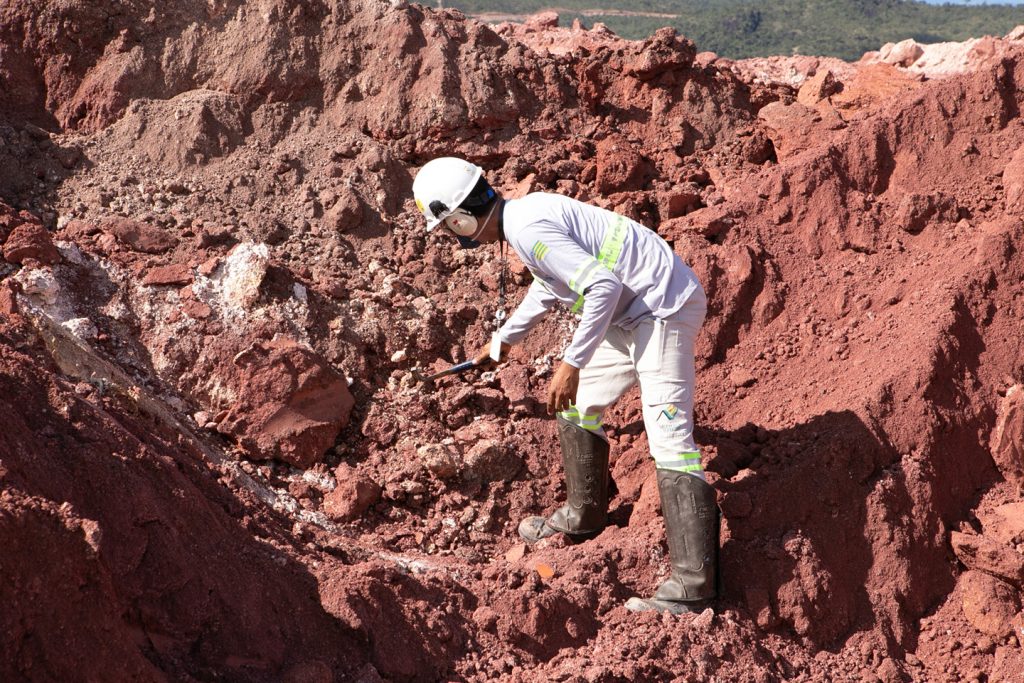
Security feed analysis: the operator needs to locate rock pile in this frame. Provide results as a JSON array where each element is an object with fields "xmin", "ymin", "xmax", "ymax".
[{"xmin": 1, "ymin": 2, "xmax": 1024, "ymax": 681}]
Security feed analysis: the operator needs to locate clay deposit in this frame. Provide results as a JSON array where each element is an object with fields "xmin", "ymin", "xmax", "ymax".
[{"xmin": 2, "ymin": 2, "xmax": 1024, "ymax": 681}]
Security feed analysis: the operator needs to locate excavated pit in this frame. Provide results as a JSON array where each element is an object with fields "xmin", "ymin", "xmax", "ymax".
[{"xmin": 2, "ymin": 1, "xmax": 1024, "ymax": 681}]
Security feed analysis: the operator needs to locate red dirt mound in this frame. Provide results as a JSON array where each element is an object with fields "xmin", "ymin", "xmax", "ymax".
[{"xmin": 2, "ymin": 2, "xmax": 1024, "ymax": 681}]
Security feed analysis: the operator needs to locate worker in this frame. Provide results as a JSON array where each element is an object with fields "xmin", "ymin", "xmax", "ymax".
[{"xmin": 411, "ymin": 157, "xmax": 717, "ymax": 615}]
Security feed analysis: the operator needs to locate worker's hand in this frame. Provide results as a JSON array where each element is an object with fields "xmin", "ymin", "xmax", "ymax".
[
  {"xmin": 472, "ymin": 340, "xmax": 511, "ymax": 368},
  {"xmin": 547, "ymin": 362, "xmax": 580, "ymax": 415}
]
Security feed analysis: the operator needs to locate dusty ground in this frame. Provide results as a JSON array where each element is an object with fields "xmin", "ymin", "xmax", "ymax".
[{"xmin": 2, "ymin": 2, "xmax": 1024, "ymax": 681}]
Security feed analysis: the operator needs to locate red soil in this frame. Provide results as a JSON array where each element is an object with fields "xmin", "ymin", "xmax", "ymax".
[{"xmin": 1, "ymin": 2, "xmax": 1023, "ymax": 681}]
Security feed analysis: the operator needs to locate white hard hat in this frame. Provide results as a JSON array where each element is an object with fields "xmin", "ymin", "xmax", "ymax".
[{"xmin": 412, "ymin": 157, "xmax": 483, "ymax": 231}]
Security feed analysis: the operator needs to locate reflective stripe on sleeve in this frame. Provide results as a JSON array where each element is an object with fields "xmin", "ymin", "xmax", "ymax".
[
  {"xmin": 597, "ymin": 214, "xmax": 628, "ymax": 270},
  {"xmin": 571, "ymin": 294, "xmax": 584, "ymax": 313},
  {"xmin": 568, "ymin": 257, "xmax": 602, "ymax": 295}
]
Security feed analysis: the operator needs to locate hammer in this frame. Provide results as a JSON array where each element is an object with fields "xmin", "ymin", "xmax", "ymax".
[{"xmin": 410, "ymin": 360, "xmax": 478, "ymax": 387}]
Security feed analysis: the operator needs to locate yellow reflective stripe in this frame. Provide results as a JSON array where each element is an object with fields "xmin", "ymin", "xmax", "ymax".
[
  {"xmin": 568, "ymin": 258, "xmax": 601, "ymax": 295},
  {"xmin": 558, "ymin": 407, "xmax": 580, "ymax": 421},
  {"xmin": 597, "ymin": 214, "xmax": 628, "ymax": 270},
  {"xmin": 655, "ymin": 452, "xmax": 703, "ymax": 472},
  {"xmin": 580, "ymin": 423, "xmax": 602, "ymax": 431},
  {"xmin": 532, "ymin": 241, "xmax": 549, "ymax": 260},
  {"xmin": 571, "ymin": 295, "xmax": 584, "ymax": 313}
]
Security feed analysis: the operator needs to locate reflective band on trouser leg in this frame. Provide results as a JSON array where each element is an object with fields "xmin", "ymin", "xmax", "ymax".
[
  {"xmin": 557, "ymin": 405, "xmax": 602, "ymax": 431},
  {"xmin": 654, "ymin": 451, "xmax": 704, "ymax": 474},
  {"xmin": 597, "ymin": 214, "xmax": 628, "ymax": 270},
  {"xmin": 579, "ymin": 412, "xmax": 602, "ymax": 431},
  {"xmin": 558, "ymin": 406, "xmax": 581, "ymax": 423}
]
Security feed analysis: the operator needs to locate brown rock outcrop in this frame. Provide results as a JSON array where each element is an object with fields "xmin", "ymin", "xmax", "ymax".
[
  {"xmin": 323, "ymin": 465, "xmax": 381, "ymax": 522},
  {"xmin": 991, "ymin": 385, "xmax": 1024, "ymax": 485},
  {"xmin": 142, "ymin": 263, "xmax": 192, "ymax": 286},
  {"xmin": 2, "ymin": 220, "xmax": 60, "ymax": 265},
  {"xmin": 102, "ymin": 217, "xmax": 177, "ymax": 254},
  {"xmin": 958, "ymin": 570, "xmax": 1020, "ymax": 637},
  {"xmin": 214, "ymin": 339, "xmax": 353, "ymax": 468}
]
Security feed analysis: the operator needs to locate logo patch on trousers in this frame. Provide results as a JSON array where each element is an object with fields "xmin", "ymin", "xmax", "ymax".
[{"xmin": 658, "ymin": 405, "xmax": 679, "ymax": 421}]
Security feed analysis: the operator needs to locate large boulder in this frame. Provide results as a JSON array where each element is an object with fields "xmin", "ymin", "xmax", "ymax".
[
  {"xmin": 595, "ymin": 134, "xmax": 654, "ymax": 194},
  {"xmin": 214, "ymin": 339, "xmax": 354, "ymax": 468},
  {"xmin": 951, "ymin": 531, "xmax": 1024, "ymax": 587},
  {"xmin": 2, "ymin": 220, "xmax": 60, "ymax": 265},
  {"xmin": 958, "ymin": 570, "xmax": 1020, "ymax": 638},
  {"xmin": 991, "ymin": 385, "xmax": 1024, "ymax": 486},
  {"xmin": 1004, "ymin": 148, "xmax": 1024, "ymax": 212}
]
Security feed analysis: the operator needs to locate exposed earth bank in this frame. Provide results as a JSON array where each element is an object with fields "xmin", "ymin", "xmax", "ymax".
[{"xmin": 2, "ymin": 2, "xmax": 1024, "ymax": 681}]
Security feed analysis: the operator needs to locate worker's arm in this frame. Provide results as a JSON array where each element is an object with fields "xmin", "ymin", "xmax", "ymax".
[
  {"xmin": 533, "ymin": 229, "xmax": 623, "ymax": 413},
  {"xmin": 472, "ymin": 279, "xmax": 556, "ymax": 366},
  {"xmin": 498, "ymin": 278, "xmax": 558, "ymax": 345},
  {"xmin": 539, "ymin": 233, "xmax": 623, "ymax": 370}
]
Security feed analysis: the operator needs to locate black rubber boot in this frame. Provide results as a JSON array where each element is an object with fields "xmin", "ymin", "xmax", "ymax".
[
  {"xmin": 626, "ymin": 469, "xmax": 719, "ymax": 614},
  {"xmin": 518, "ymin": 416, "xmax": 611, "ymax": 544}
]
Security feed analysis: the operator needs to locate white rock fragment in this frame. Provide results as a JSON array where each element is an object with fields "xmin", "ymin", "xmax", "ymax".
[
  {"xmin": 61, "ymin": 317, "xmax": 98, "ymax": 340},
  {"xmin": 192, "ymin": 242, "xmax": 269, "ymax": 320},
  {"xmin": 220, "ymin": 242, "xmax": 269, "ymax": 309},
  {"xmin": 14, "ymin": 267, "xmax": 60, "ymax": 306}
]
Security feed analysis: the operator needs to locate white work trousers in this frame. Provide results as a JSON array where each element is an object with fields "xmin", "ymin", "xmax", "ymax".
[{"xmin": 560, "ymin": 292, "xmax": 707, "ymax": 479}]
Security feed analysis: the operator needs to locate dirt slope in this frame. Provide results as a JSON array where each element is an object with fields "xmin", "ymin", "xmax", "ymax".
[{"xmin": 2, "ymin": 2, "xmax": 1024, "ymax": 681}]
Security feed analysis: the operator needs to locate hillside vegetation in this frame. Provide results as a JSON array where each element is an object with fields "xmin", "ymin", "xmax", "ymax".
[{"xmin": 448, "ymin": 0, "xmax": 1024, "ymax": 59}]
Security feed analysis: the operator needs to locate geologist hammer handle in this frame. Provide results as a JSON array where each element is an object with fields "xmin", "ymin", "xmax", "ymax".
[{"xmin": 415, "ymin": 360, "xmax": 477, "ymax": 383}]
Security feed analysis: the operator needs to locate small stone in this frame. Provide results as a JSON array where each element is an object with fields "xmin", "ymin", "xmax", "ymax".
[
  {"xmin": 323, "ymin": 464, "xmax": 381, "ymax": 522},
  {"xmin": 728, "ymin": 367, "xmax": 757, "ymax": 388},
  {"xmin": 505, "ymin": 543, "xmax": 527, "ymax": 564},
  {"xmin": 690, "ymin": 607, "xmax": 715, "ymax": 631},
  {"xmin": 951, "ymin": 531, "xmax": 1024, "ymax": 586},
  {"xmin": 417, "ymin": 443, "xmax": 461, "ymax": 479},
  {"xmin": 182, "ymin": 300, "xmax": 212, "ymax": 319},
  {"xmin": 464, "ymin": 439, "xmax": 521, "ymax": 482},
  {"xmin": 797, "ymin": 69, "xmax": 841, "ymax": 106},
  {"xmin": 102, "ymin": 217, "xmax": 177, "ymax": 253},
  {"xmin": 198, "ymin": 256, "xmax": 221, "ymax": 276},
  {"xmin": 142, "ymin": 263, "xmax": 192, "ymax": 286},
  {"xmin": 744, "ymin": 587, "xmax": 776, "ymax": 628},
  {"xmin": 288, "ymin": 479, "xmax": 317, "ymax": 501}
]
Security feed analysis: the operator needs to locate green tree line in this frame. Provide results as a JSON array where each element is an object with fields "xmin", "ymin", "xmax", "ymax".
[{"xmin": 446, "ymin": 0, "xmax": 1024, "ymax": 60}]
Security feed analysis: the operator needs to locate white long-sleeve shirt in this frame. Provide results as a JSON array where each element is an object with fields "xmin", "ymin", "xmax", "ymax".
[{"xmin": 498, "ymin": 193, "xmax": 702, "ymax": 368}]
